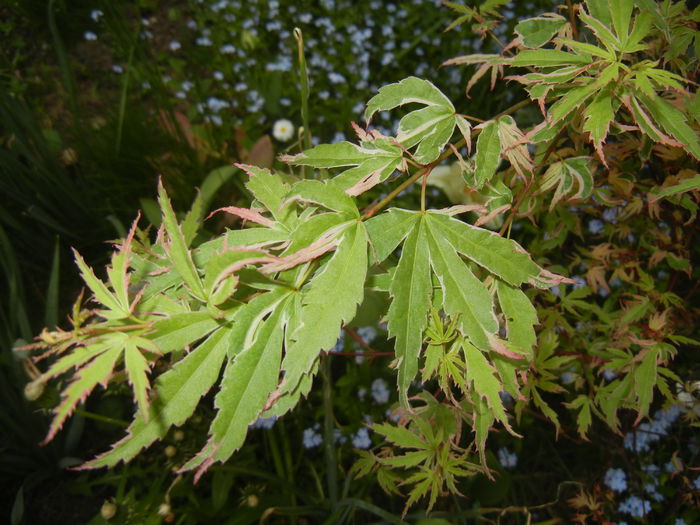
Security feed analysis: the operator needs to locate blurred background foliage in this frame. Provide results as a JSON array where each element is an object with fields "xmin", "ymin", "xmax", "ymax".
[{"xmin": 1, "ymin": 0, "xmax": 698, "ymax": 524}]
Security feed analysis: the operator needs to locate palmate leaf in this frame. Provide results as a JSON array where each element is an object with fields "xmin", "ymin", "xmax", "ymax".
[
  {"xmin": 282, "ymin": 133, "xmax": 405, "ymax": 195},
  {"xmin": 43, "ymin": 344, "xmax": 122, "ymax": 444},
  {"xmin": 278, "ymin": 221, "xmax": 368, "ymax": 395},
  {"xmin": 87, "ymin": 289, "xmax": 290, "ymax": 469},
  {"xmin": 72, "ymin": 215, "xmax": 142, "ymax": 321},
  {"xmin": 364, "ymin": 77, "xmax": 470, "ymax": 164},
  {"xmin": 380, "ymin": 210, "xmax": 552, "ymax": 404},
  {"xmin": 84, "ymin": 327, "xmax": 232, "ymax": 468}
]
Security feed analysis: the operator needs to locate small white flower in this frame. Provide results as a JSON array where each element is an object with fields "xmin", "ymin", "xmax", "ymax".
[
  {"xmin": 112, "ymin": 64, "xmax": 123, "ymax": 74},
  {"xmin": 273, "ymin": 119, "xmax": 295, "ymax": 142},
  {"xmin": 169, "ymin": 40, "xmax": 181, "ymax": 51},
  {"xmin": 90, "ymin": 10, "xmax": 104, "ymax": 22},
  {"xmin": 84, "ymin": 31, "xmax": 97, "ymax": 41}
]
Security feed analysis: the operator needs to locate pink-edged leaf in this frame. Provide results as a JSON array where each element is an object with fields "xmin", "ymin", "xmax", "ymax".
[
  {"xmin": 124, "ymin": 339, "xmax": 152, "ymax": 418},
  {"xmin": 42, "ymin": 345, "xmax": 121, "ymax": 444},
  {"xmin": 260, "ymin": 221, "xmax": 351, "ymax": 273},
  {"xmin": 344, "ymin": 169, "xmax": 384, "ymax": 196},
  {"xmin": 207, "ymin": 206, "xmax": 276, "ymax": 228}
]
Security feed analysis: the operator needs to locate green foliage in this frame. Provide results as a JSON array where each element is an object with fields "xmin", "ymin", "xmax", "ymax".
[{"xmin": 22, "ymin": 0, "xmax": 700, "ymax": 519}]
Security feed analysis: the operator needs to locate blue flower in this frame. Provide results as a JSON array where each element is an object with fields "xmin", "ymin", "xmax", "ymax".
[
  {"xmin": 84, "ymin": 31, "xmax": 97, "ymax": 41},
  {"xmin": 330, "ymin": 336, "xmax": 344, "ymax": 353},
  {"xmin": 351, "ymin": 427, "xmax": 372, "ymax": 449},
  {"xmin": 571, "ymin": 276, "xmax": 586, "ymax": 290},
  {"xmin": 328, "ymin": 72, "xmax": 346, "ymax": 84},
  {"xmin": 250, "ymin": 416, "xmax": 277, "ymax": 430},
  {"xmin": 302, "ymin": 424, "xmax": 323, "ymax": 449},
  {"xmin": 588, "ymin": 218, "xmax": 604, "ymax": 234},
  {"xmin": 371, "ymin": 378, "xmax": 390, "ymax": 404},
  {"xmin": 644, "ymin": 482, "xmax": 663, "ymax": 502},
  {"xmin": 602, "ymin": 368, "xmax": 617, "ymax": 381},
  {"xmin": 497, "ymin": 447, "xmax": 518, "ymax": 469},
  {"xmin": 674, "ymin": 519, "xmax": 686, "ymax": 525},
  {"xmin": 90, "ymin": 9, "xmax": 104, "ymax": 22},
  {"xmin": 604, "ymin": 468, "xmax": 627, "ymax": 493},
  {"xmin": 618, "ymin": 495, "xmax": 651, "ymax": 518},
  {"xmin": 206, "ymin": 115, "xmax": 223, "ymax": 127},
  {"xmin": 333, "ymin": 428, "xmax": 346, "ymax": 444},
  {"xmin": 356, "ymin": 326, "xmax": 377, "ymax": 343},
  {"xmin": 602, "ymin": 207, "xmax": 618, "ymax": 223}
]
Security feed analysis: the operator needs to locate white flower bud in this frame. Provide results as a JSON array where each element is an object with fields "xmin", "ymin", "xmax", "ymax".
[
  {"xmin": 24, "ymin": 380, "xmax": 45, "ymax": 402},
  {"xmin": 100, "ymin": 501, "xmax": 117, "ymax": 520}
]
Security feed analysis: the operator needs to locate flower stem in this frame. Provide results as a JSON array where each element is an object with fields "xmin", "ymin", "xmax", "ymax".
[{"xmin": 321, "ymin": 353, "xmax": 338, "ymax": 507}]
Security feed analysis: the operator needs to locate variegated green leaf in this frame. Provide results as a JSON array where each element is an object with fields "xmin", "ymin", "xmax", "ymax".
[
  {"xmin": 387, "ymin": 218, "xmax": 432, "ymax": 404},
  {"xmin": 583, "ymin": 87, "xmax": 615, "ymax": 163},
  {"xmin": 496, "ymin": 280, "xmax": 537, "ymax": 360},
  {"xmin": 285, "ymin": 179, "xmax": 359, "ymax": 217},
  {"xmin": 461, "ymin": 340, "xmax": 513, "ymax": 433},
  {"xmin": 43, "ymin": 345, "xmax": 122, "ymax": 444},
  {"xmin": 282, "ymin": 137, "xmax": 404, "ymax": 194},
  {"xmin": 425, "ymin": 216, "xmax": 498, "ymax": 351},
  {"xmin": 366, "ymin": 209, "xmax": 420, "ymax": 264},
  {"xmin": 514, "ymin": 14, "xmax": 566, "ymax": 48},
  {"xmin": 637, "ymin": 93, "xmax": 700, "ymax": 160},
  {"xmin": 189, "ymin": 300, "xmax": 290, "ymax": 473},
  {"xmin": 510, "ymin": 49, "xmax": 592, "ymax": 67},
  {"xmin": 364, "ymin": 77, "xmax": 464, "ymax": 164},
  {"xmin": 241, "ymin": 164, "xmax": 295, "ymax": 225},
  {"xmin": 85, "ymin": 327, "xmax": 232, "ymax": 468},
  {"xmin": 279, "ymin": 222, "xmax": 368, "ymax": 394},
  {"xmin": 425, "ymin": 212, "xmax": 543, "ymax": 286},
  {"xmin": 472, "ymin": 120, "xmax": 501, "ymax": 189},
  {"xmin": 158, "ymin": 181, "xmax": 207, "ymax": 301}
]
